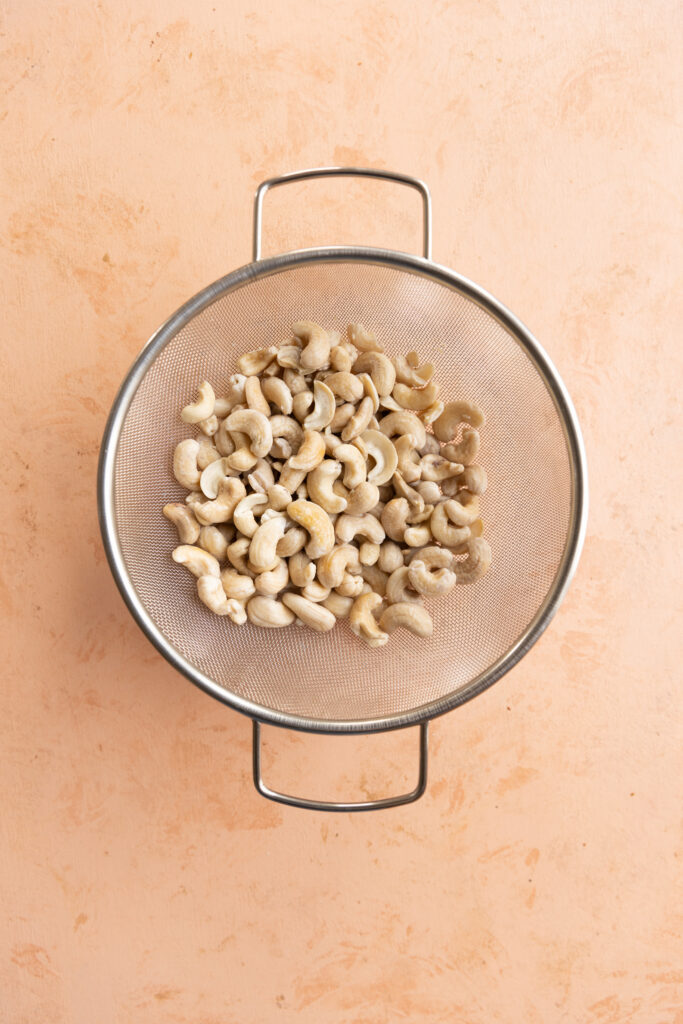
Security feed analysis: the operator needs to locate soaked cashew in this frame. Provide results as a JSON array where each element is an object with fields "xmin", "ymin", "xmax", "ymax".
[
  {"xmin": 244, "ymin": 376, "xmax": 271, "ymax": 417},
  {"xmin": 249, "ymin": 516, "xmax": 287, "ymax": 573},
  {"xmin": 385, "ymin": 565, "xmax": 422, "ymax": 605},
  {"xmin": 233, "ymin": 492, "xmax": 269, "ymax": 537},
  {"xmin": 172, "ymin": 545, "xmax": 221, "ymax": 579},
  {"xmin": 416, "ymin": 480, "xmax": 442, "ymax": 504},
  {"xmin": 359, "ymin": 541, "xmax": 380, "ymax": 566},
  {"xmin": 196, "ymin": 575, "xmax": 246, "ymax": 622},
  {"xmin": 277, "ymin": 345, "xmax": 302, "ymax": 370},
  {"xmin": 329, "ymin": 403, "xmax": 356, "ymax": 432},
  {"xmin": 460, "ymin": 465, "xmax": 488, "ymax": 496},
  {"xmin": 267, "ymin": 484, "xmax": 293, "ymax": 512},
  {"xmin": 352, "ymin": 352, "xmax": 396, "ymax": 397},
  {"xmin": 420, "ymin": 454, "xmax": 464, "ymax": 482},
  {"xmin": 304, "ymin": 380, "xmax": 336, "ymax": 430},
  {"xmin": 288, "ymin": 428, "xmax": 326, "ymax": 472},
  {"xmin": 322, "ymin": 592, "xmax": 354, "ymax": 618},
  {"xmin": 292, "ymin": 321, "xmax": 331, "ymax": 372},
  {"xmin": 220, "ymin": 565, "xmax": 256, "ymax": 602},
  {"xmin": 198, "ymin": 414, "xmax": 219, "ymax": 437},
  {"xmin": 248, "ymin": 459, "xmax": 276, "ymax": 494},
  {"xmin": 335, "ymin": 514, "xmax": 385, "ymax": 545},
  {"xmin": 407, "ymin": 548, "xmax": 456, "ymax": 596},
  {"xmin": 289, "ymin": 550, "xmax": 316, "ymax": 588},
  {"xmin": 442, "ymin": 426, "xmax": 480, "ymax": 465},
  {"xmin": 163, "ymin": 502, "xmax": 200, "ymax": 544},
  {"xmin": 237, "ymin": 347, "xmax": 277, "ymax": 376},
  {"xmin": 261, "ymin": 376, "xmax": 293, "ymax": 415},
  {"xmin": 199, "ymin": 457, "xmax": 232, "ymax": 499},
  {"xmin": 381, "ymin": 497, "xmax": 410, "ymax": 542},
  {"xmin": 325, "ymin": 371, "xmax": 364, "ymax": 403},
  {"xmin": 393, "ymin": 435, "xmax": 422, "ymax": 484},
  {"xmin": 377, "ymin": 540, "xmax": 404, "ymax": 574},
  {"xmin": 379, "ymin": 602, "xmax": 433, "ymax": 637},
  {"xmin": 181, "ymin": 381, "xmax": 215, "ymax": 424},
  {"xmin": 379, "ymin": 410, "xmax": 426, "ymax": 449},
  {"xmin": 345, "ymin": 481, "xmax": 380, "ymax": 515},
  {"xmin": 193, "ymin": 477, "xmax": 246, "ymax": 526},
  {"xmin": 317, "ymin": 544, "xmax": 361, "ymax": 589},
  {"xmin": 196, "ymin": 434, "xmax": 222, "ymax": 469},
  {"xmin": 336, "ymin": 573, "xmax": 365, "ymax": 598},
  {"xmin": 282, "ymin": 593, "xmax": 336, "ymax": 632},
  {"xmin": 360, "ymin": 429, "xmax": 399, "ymax": 486},
  {"xmin": 430, "ymin": 502, "xmax": 472, "ymax": 547},
  {"xmin": 349, "ymin": 592, "xmax": 388, "ymax": 648},
  {"xmin": 454, "ymin": 537, "xmax": 492, "ymax": 584},
  {"xmin": 347, "ymin": 323, "xmax": 382, "ymax": 352},
  {"xmin": 404, "ymin": 523, "xmax": 432, "ymax": 547},
  {"xmin": 438, "ymin": 491, "xmax": 480, "ymax": 527},
  {"xmin": 329, "ymin": 345, "xmax": 354, "ymax": 373},
  {"xmin": 392, "ymin": 471, "xmax": 425, "ymax": 511},
  {"xmin": 287, "ymin": 499, "xmax": 335, "ymax": 558},
  {"xmin": 358, "ymin": 372, "xmax": 380, "ymax": 414},
  {"xmin": 227, "ymin": 537, "xmax": 255, "ymax": 577},
  {"xmin": 197, "ymin": 524, "xmax": 233, "ymax": 561},
  {"xmin": 307, "ymin": 460, "xmax": 347, "ymax": 514},
  {"xmin": 276, "ymin": 525, "xmax": 307, "ymax": 557},
  {"xmin": 392, "ymin": 381, "xmax": 439, "ymax": 411},
  {"xmin": 341, "ymin": 396, "xmax": 374, "ymax": 442},
  {"xmin": 173, "ymin": 439, "xmax": 201, "ymax": 489},
  {"xmin": 301, "ymin": 580, "xmax": 332, "ymax": 603},
  {"xmin": 392, "ymin": 354, "xmax": 435, "ymax": 388},
  {"xmin": 226, "ymin": 409, "xmax": 272, "ymax": 459},
  {"xmin": 335, "ymin": 443, "xmax": 366, "ymax": 489},
  {"xmin": 433, "ymin": 400, "xmax": 485, "ymax": 443},
  {"xmin": 246, "ymin": 596, "xmax": 296, "ymax": 628},
  {"xmin": 254, "ymin": 558, "xmax": 289, "ymax": 597},
  {"xmin": 279, "ymin": 463, "xmax": 307, "ymax": 493},
  {"xmin": 283, "ymin": 368, "xmax": 308, "ymax": 395}
]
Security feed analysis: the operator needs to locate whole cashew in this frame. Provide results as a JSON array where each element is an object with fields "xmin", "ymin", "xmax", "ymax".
[
  {"xmin": 341, "ymin": 396, "xmax": 374, "ymax": 442},
  {"xmin": 379, "ymin": 410, "xmax": 426, "ymax": 449},
  {"xmin": 227, "ymin": 437, "xmax": 259, "ymax": 472},
  {"xmin": 267, "ymin": 484, "xmax": 293, "ymax": 512},
  {"xmin": 352, "ymin": 352, "xmax": 396, "ymax": 397},
  {"xmin": 248, "ymin": 459, "xmax": 276, "ymax": 494},
  {"xmin": 199, "ymin": 457, "xmax": 232, "ymax": 498},
  {"xmin": 173, "ymin": 439, "xmax": 201, "ymax": 489},
  {"xmin": 237, "ymin": 347, "xmax": 277, "ymax": 376},
  {"xmin": 196, "ymin": 434, "xmax": 222, "ymax": 469},
  {"xmin": 379, "ymin": 602, "xmax": 433, "ymax": 637},
  {"xmin": 287, "ymin": 499, "xmax": 335, "ymax": 558},
  {"xmin": 282, "ymin": 593, "xmax": 336, "ymax": 632},
  {"xmin": 181, "ymin": 381, "xmax": 215, "ymax": 424},
  {"xmin": 276, "ymin": 525, "xmax": 307, "ymax": 557},
  {"xmin": 221, "ymin": 567, "xmax": 256, "ymax": 601},
  {"xmin": 430, "ymin": 501, "xmax": 472, "ymax": 546},
  {"xmin": 419, "ymin": 453, "xmax": 464, "ymax": 482},
  {"xmin": 277, "ymin": 345, "xmax": 302, "ymax": 370},
  {"xmin": 163, "ymin": 502, "xmax": 200, "ymax": 544},
  {"xmin": 226, "ymin": 409, "xmax": 272, "ymax": 458},
  {"xmin": 336, "ymin": 573, "xmax": 365, "ymax": 598},
  {"xmin": 349, "ymin": 592, "xmax": 388, "ymax": 648},
  {"xmin": 172, "ymin": 545, "xmax": 221, "ymax": 578},
  {"xmin": 301, "ymin": 580, "xmax": 332, "ymax": 603},
  {"xmin": 335, "ymin": 514, "xmax": 385, "ymax": 545},
  {"xmin": 454, "ymin": 537, "xmax": 492, "ymax": 584},
  {"xmin": 317, "ymin": 544, "xmax": 361, "ymax": 589},
  {"xmin": 303, "ymin": 380, "xmax": 336, "ymax": 430},
  {"xmin": 442, "ymin": 426, "xmax": 480, "ymax": 466},
  {"xmin": 392, "ymin": 354, "xmax": 435, "ymax": 388},
  {"xmin": 416, "ymin": 480, "xmax": 443, "ymax": 504},
  {"xmin": 385, "ymin": 566, "xmax": 422, "ymax": 605},
  {"xmin": 460, "ymin": 465, "xmax": 488, "ymax": 495},
  {"xmin": 392, "ymin": 381, "xmax": 439, "ymax": 411},
  {"xmin": 407, "ymin": 549, "xmax": 457, "ymax": 596},
  {"xmin": 249, "ymin": 515, "xmax": 287, "ymax": 573},
  {"xmin": 329, "ymin": 403, "xmax": 356, "ymax": 432},
  {"xmin": 334, "ymin": 443, "xmax": 367, "ymax": 489},
  {"xmin": 269, "ymin": 415, "xmax": 303, "ymax": 453},
  {"xmin": 392, "ymin": 471, "xmax": 425, "ymax": 511},
  {"xmin": 244, "ymin": 376, "xmax": 271, "ymax": 418},
  {"xmin": 254, "ymin": 558, "xmax": 289, "ymax": 597},
  {"xmin": 279, "ymin": 463, "xmax": 307, "ymax": 493},
  {"xmin": 359, "ymin": 541, "xmax": 380, "ymax": 566},
  {"xmin": 325, "ymin": 371, "xmax": 364, "ymax": 403},
  {"xmin": 404, "ymin": 523, "xmax": 432, "ymax": 547},
  {"xmin": 260, "ymin": 376, "xmax": 293, "ymax": 415},
  {"xmin": 233, "ymin": 492, "xmax": 269, "ymax": 538},
  {"xmin": 283, "ymin": 368, "xmax": 308, "ymax": 395},
  {"xmin": 438, "ymin": 491, "xmax": 480, "ymax": 526},
  {"xmin": 197, "ymin": 524, "xmax": 233, "ymax": 561},
  {"xmin": 377, "ymin": 541, "xmax": 404, "ymax": 574},
  {"xmin": 214, "ymin": 418, "xmax": 236, "ymax": 457},
  {"xmin": 322, "ymin": 592, "xmax": 354, "ymax": 618},
  {"xmin": 347, "ymin": 323, "xmax": 383, "ymax": 352},
  {"xmin": 393, "ymin": 435, "xmax": 422, "ymax": 484},
  {"xmin": 420, "ymin": 433, "xmax": 441, "ymax": 456},
  {"xmin": 419, "ymin": 400, "xmax": 444, "ymax": 426},
  {"xmin": 289, "ymin": 550, "xmax": 316, "ymax": 587},
  {"xmin": 360, "ymin": 428, "xmax": 399, "ymax": 486},
  {"xmin": 288, "ymin": 428, "xmax": 326, "ymax": 471},
  {"xmin": 227, "ymin": 537, "xmax": 255, "ymax": 577},
  {"xmin": 193, "ymin": 477, "xmax": 246, "ymax": 526},
  {"xmin": 433, "ymin": 400, "xmax": 485, "ymax": 443},
  {"xmin": 246, "ymin": 596, "xmax": 296, "ymax": 628},
  {"xmin": 345, "ymin": 481, "xmax": 380, "ymax": 515},
  {"xmin": 307, "ymin": 460, "xmax": 347, "ymax": 514},
  {"xmin": 196, "ymin": 575, "xmax": 246, "ymax": 622},
  {"xmin": 357, "ymin": 371, "xmax": 380, "ymax": 413},
  {"xmin": 380, "ymin": 497, "xmax": 410, "ymax": 542},
  {"xmin": 292, "ymin": 321, "xmax": 331, "ymax": 372},
  {"xmin": 329, "ymin": 345, "xmax": 354, "ymax": 373}
]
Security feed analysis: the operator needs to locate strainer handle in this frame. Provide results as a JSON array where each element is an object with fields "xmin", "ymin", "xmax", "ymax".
[
  {"xmin": 252, "ymin": 720, "xmax": 428, "ymax": 812},
  {"xmin": 253, "ymin": 166, "xmax": 432, "ymax": 261}
]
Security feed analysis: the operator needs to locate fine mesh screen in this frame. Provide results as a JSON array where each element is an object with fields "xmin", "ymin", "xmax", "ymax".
[{"xmin": 113, "ymin": 260, "xmax": 572, "ymax": 724}]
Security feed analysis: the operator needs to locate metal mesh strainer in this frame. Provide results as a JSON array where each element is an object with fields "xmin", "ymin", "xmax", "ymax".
[{"xmin": 98, "ymin": 168, "xmax": 587, "ymax": 811}]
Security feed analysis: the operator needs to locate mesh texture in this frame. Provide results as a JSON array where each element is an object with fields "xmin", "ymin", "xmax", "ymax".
[{"xmin": 113, "ymin": 260, "xmax": 572, "ymax": 724}]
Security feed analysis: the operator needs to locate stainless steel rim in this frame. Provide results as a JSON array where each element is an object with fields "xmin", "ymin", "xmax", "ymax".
[{"xmin": 97, "ymin": 245, "xmax": 588, "ymax": 735}]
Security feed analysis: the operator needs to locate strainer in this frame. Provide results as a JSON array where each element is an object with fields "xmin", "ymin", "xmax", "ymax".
[{"xmin": 98, "ymin": 167, "xmax": 587, "ymax": 812}]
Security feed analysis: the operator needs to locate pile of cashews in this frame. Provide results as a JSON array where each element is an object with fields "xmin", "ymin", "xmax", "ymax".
[{"xmin": 163, "ymin": 321, "xmax": 491, "ymax": 648}]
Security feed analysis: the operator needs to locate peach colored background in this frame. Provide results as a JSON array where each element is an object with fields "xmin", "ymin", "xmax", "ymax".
[{"xmin": 1, "ymin": 1, "xmax": 681, "ymax": 1021}]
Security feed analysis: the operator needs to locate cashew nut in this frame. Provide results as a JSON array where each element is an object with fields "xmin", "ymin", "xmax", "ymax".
[
  {"xmin": 254, "ymin": 558, "xmax": 289, "ymax": 597},
  {"xmin": 244, "ymin": 375, "xmax": 271, "ymax": 418},
  {"xmin": 379, "ymin": 410, "xmax": 426, "ymax": 449},
  {"xmin": 172, "ymin": 545, "xmax": 221, "ymax": 578},
  {"xmin": 334, "ymin": 443, "xmax": 367, "ymax": 489},
  {"xmin": 352, "ymin": 351, "xmax": 396, "ymax": 397},
  {"xmin": 196, "ymin": 434, "xmax": 222, "ymax": 469},
  {"xmin": 404, "ymin": 523, "xmax": 432, "ymax": 547},
  {"xmin": 163, "ymin": 502, "xmax": 200, "ymax": 544},
  {"xmin": 287, "ymin": 499, "xmax": 335, "ymax": 558},
  {"xmin": 379, "ymin": 602, "xmax": 433, "ymax": 637},
  {"xmin": 336, "ymin": 573, "xmax": 365, "ymax": 598},
  {"xmin": 237, "ymin": 347, "xmax": 277, "ymax": 376},
  {"xmin": 193, "ymin": 477, "xmax": 246, "ymax": 526},
  {"xmin": 303, "ymin": 380, "xmax": 336, "ymax": 430},
  {"xmin": 198, "ymin": 414, "xmax": 219, "ymax": 437},
  {"xmin": 419, "ymin": 453, "xmax": 464, "ymax": 482},
  {"xmin": 341, "ymin": 395, "xmax": 374, "ymax": 442},
  {"xmin": 454, "ymin": 537, "xmax": 491, "ymax": 584},
  {"xmin": 214, "ymin": 418, "xmax": 235, "ymax": 457},
  {"xmin": 420, "ymin": 433, "xmax": 441, "ymax": 456},
  {"xmin": 248, "ymin": 459, "xmax": 276, "ymax": 494},
  {"xmin": 246, "ymin": 596, "xmax": 296, "ymax": 628},
  {"xmin": 277, "ymin": 345, "xmax": 302, "ymax": 370},
  {"xmin": 276, "ymin": 525, "xmax": 307, "ymax": 557},
  {"xmin": 199, "ymin": 457, "xmax": 232, "ymax": 498},
  {"xmin": 345, "ymin": 481, "xmax": 380, "ymax": 515},
  {"xmin": 282, "ymin": 593, "xmax": 336, "ymax": 632},
  {"xmin": 197, "ymin": 524, "xmax": 233, "ymax": 561},
  {"xmin": 393, "ymin": 435, "xmax": 422, "ymax": 484},
  {"xmin": 181, "ymin": 381, "xmax": 215, "ymax": 424},
  {"xmin": 329, "ymin": 403, "xmax": 356, "ymax": 432},
  {"xmin": 279, "ymin": 463, "xmax": 307, "ymax": 493},
  {"xmin": 196, "ymin": 575, "xmax": 246, "ymax": 622},
  {"xmin": 289, "ymin": 550, "xmax": 316, "ymax": 587},
  {"xmin": 249, "ymin": 515, "xmax": 287, "ymax": 573},
  {"xmin": 173, "ymin": 439, "xmax": 201, "ymax": 489},
  {"xmin": 392, "ymin": 354, "xmax": 435, "ymax": 388},
  {"xmin": 385, "ymin": 566, "xmax": 422, "ymax": 605},
  {"xmin": 329, "ymin": 345, "xmax": 354, "ymax": 373},
  {"xmin": 392, "ymin": 471, "xmax": 425, "ymax": 511},
  {"xmin": 438, "ymin": 491, "xmax": 480, "ymax": 526},
  {"xmin": 322, "ymin": 592, "xmax": 354, "ymax": 618},
  {"xmin": 359, "ymin": 428, "xmax": 399, "ymax": 486},
  {"xmin": 433, "ymin": 400, "xmax": 485, "ymax": 443},
  {"xmin": 460, "ymin": 465, "xmax": 488, "ymax": 495},
  {"xmin": 349, "ymin": 592, "xmax": 388, "ymax": 648},
  {"xmin": 227, "ymin": 537, "xmax": 255, "ymax": 577},
  {"xmin": 416, "ymin": 480, "xmax": 442, "ymax": 504},
  {"xmin": 226, "ymin": 409, "xmax": 272, "ymax": 459},
  {"xmin": 260, "ymin": 376, "xmax": 293, "ymax": 415},
  {"xmin": 233, "ymin": 492, "xmax": 269, "ymax": 537},
  {"xmin": 266, "ymin": 484, "xmax": 292, "ymax": 512},
  {"xmin": 347, "ymin": 323, "xmax": 382, "ymax": 352},
  {"xmin": 430, "ymin": 501, "xmax": 473, "ymax": 546},
  {"xmin": 317, "ymin": 544, "xmax": 361, "ymax": 589},
  {"xmin": 358, "ymin": 371, "xmax": 380, "ymax": 413},
  {"xmin": 288, "ymin": 428, "xmax": 326, "ymax": 471},
  {"xmin": 407, "ymin": 549, "xmax": 456, "ymax": 596},
  {"xmin": 377, "ymin": 540, "xmax": 404, "ymax": 574},
  {"xmin": 380, "ymin": 497, "xmax": 410, "ymax": 542},
  {"xmin": 442, "ymin": 426, "xmax": 480, "ymax": 465},
  {"xmin": 283, "ymin": 368, "xmax": 308, "ymax": 395},
  {"xmin": 307, "ymin": 460, "xmax": 347, "ymax": 514},
  {"xmin": 359, "ymin": 541, "xmax": 380, "ymax": 566},
  {"xmin": 335, "ymin": 513, "xmax": 385, "ymax": 545},
  {"xmin": 292, "ymin": 321, "xmax": 331, "ymax": 372},
  {"xmin": 392, "ymin": 381, "xmax": 439, "ymax": 411},
  {"xmin": 301, "ymin": 580, "xmax": 332, "ymax": 603},
  {"xmin": 220, "ymin": 566, "xmax": 256, "ymax": 602},
  {"xmin": 325, "ymin": 371, "xmax": 364, "ymax": 403}
]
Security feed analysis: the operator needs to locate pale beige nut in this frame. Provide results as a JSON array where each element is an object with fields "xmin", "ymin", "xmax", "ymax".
[
  {"xmin": 248, "ymin": 459, "xmax": 276, "ymax": 494},
  {"xmin": 359, "ymin": 564, "xmax": 389, "ymax": 595},
  {"xmin": 289, "ymin": 550, "xmax": 316, "ymax": 587},
  {"xmin": 196, "ymin": 575, "xmax": 246, "ymax": 622},
  {"xmin": 226, "ymin": 409, "xmax": 272, "ymax": 459},
  {"xmin": 392, "ymin": 354, "xmax": 435, "ymax": 388},
  {"xmin": 249, "ymin": 516, "xmax": 287, "ymax": 573},
  {"xmin": 329, "ymin": 403, "xmax": 356, "ymax": 432},
  {"xmin": 262, "ymin": 359, "xmax": 282, "ymax": 377},
  {"xmin": 233, "ymin": 493, "xmax": 269, "ymax": 538},
  {"xmin": 359, "ymin": 428, "xmax": 399, "ymax": 485},
  {"xmin": 269, "ymin": 414, "xmax": 303, "ymax": 453},
  {"xmin": 181, "ymin": 381, "xmax": 215, "ymax": 424},
  {"xmin": 335, "ymin": 513, "xmax": 385, "ymax": 545},
  {"xmin": 379, "ymin": 394, "xmax": 402, "ymax": 412},
  {"xmin": 267, "ymin": 484, "xmax": 292, "ymax": 512},
  {"xmin": 220, "ymin": 567, "xmax": 256, "ymax": 601},
  {"xmin": 303, "ymin": 380, "xmax": 336, "ymax": 430},
  {"xmin": 460, "ymin": 464, "xmax": 488, "ymax": 495},
  {"xmin": 419, "ymin": 400, "xmax": 444, "ymax": 425},
  {"xmin": 301, "ymin": 581, "xmax": 331, "ymax": 603},
  {"xmin": 279, "ymin": 463, "xmax": 307, "ymax": 493},
  {"xmin": 442, "ymin": 426, "xmax": 480, "ymax": 466},
  {"xmin": 270, "ymin": 437, "xmax": 291, "ymax": 460},
  {"xmin": 246, "ymin": 596, "xmax": 296, "ymax": 628},
  {"xmin": 352, "ymin": 351, "xmax": 396, "ymax": 397},
  {"xmin": 287, "ymin": 499, "xmax": 335, "ymax": 558},
  {"xmin": 244, "ymin": 375, "xmax": 271, "ymax": 417},
  {"xmin": 393, "ymin": 435, "xmax": 422, "ymax": 483},
  {"xmin": 237, "ymin": 347, "xmax": 277, "ymax": 376},
  {"xmin": 416, "ymin": 480, "xmax": 443, "ymax": 504},
  {"xmin": 357, "ymin": 372, "xmax": 380, "ymax": 413},
  {"xmin": 172, "ymin": 544, "xmax": 221, "ymax": 578},
  {"xmin": 193, "ymin": 477, "xmax": 246, "ymax": 526},
  {"xmin": 260, "ymin": 376, "xmax": 293, "ymax": 415},
  {"xmin": 199, "ymin": 457, "xmax": 232, "ymax": 498},
  {"xmin": 359, "ymin": 541, "xmax": 380, "ymax": 566},
  {"xmin": 197, "ymin": 524, "xmax": 233, "ymax": 561},
  {"xmin": 379, "ymin": 602, "xmax": 433, "ymax": 637},
  {"xmin": 214, "ymin": 418, "xmax": 236, "ymax": 457},
  {"xmin": 277, "ymin": 344, "xmax": 302, "ymax": 370},
  {"xmin": 392, "ymin": 471, "xmax": 425, "ymax": 511},
  {"xmin": 227, "ymin": 440, "xmax": 259, "ymax": 472},
  {"xmin": 282, "ymin": 593, "xmax": 336, "ymax": 632},
  {"xmin": 454, "ymin": 536, "xmax": 492, "ymax": 584},
  {"xmin": 323, "ymin": 431, "xmax": 342, "ymax": 455},
  {"xmin": 392, "ymin": 381, "xmax": 439, "ymax": 411},
  {"xmin": 276, "ymin": 525, "xmax": 307, "ymax": 557},
  {"xmin": 329, "ymin": 345, "xmax": 354, "ymax": 373},
  {"xmin": 325, "ymin": 371, "xmax": 364, "ymax": 403},
  {"xmin": 419, "ymin": 453, "xmax": 464, "ymax": 482},
  {"xmin": 385, "ymin": 565, "xmax": 422, "ymax": 605},
  {"xmin": 334, "ymin": 443, "xmax": 367, "ymax": 489},
  {"xmin": 196, "ymin": 434, "xmax": 222, "ymax": 469},
  {"xmin": 213, "ymin": 397, "xmax": 235, "ymax": 419},
  {"xmin": 433, "ymin": 400, "xmax": 485, "ymax": 443},
  {"xmin": 307, "ymin": 460, "xmax": 347, "ymax": 514},
  {"xmin": 322, "ymin": 592, "xmax": 354, "ymax": 618},
  {"xmin": 377, "ymin": 540, "xmax": 404, "ymax": 574},
  {"xmin": 407, "ymin": 503, "xmax": 434, "ymax": 525},
  {"xmin": 404, "ymin": 523, "xmax": 432, "ymax": 547},
  {"xmin": 173, "ymin": 439, "xmax": 201, "ymax": 489},
  {"xmin": 349, "ymin": 592, "xmax": 389, "ymax": 648},
  {"xmin": 420, "ymin": 434, "xmax": 441, "ymax": 456},
  {"xmin": 198, "ymin": 414, "xmax": 219, "ymax": 436},
  {"xmin": 437, "ymin": 491, "xmax": 480, "ymax": 526},
  {"xmin": 408, "ymin": 551, "xmax": 457, "ymax": 596},
  {"xmin": 430, "ymin": 501, "xmax": 472, "ymax": 546},
  {"xmin": 227, "ymin": 537, "xmax": 255, "ymax": 577},
  {"xmin": 163, "ymin": 502, "xmax": 200, "ymax": 544},
  {"xmin": 347, "ymin": 323, "xmax": 382, "ymax": 352},
  {"xmin": 260, "ymin": 508, "xmax": 284, "ymax": 523},
  {"xmin": 379, "ymin": 410, "xmax": 426, "ymax": 449},
  {"xmin": 286, "ymin": 428, "xmax": 325, "ymax": 472},
  {"xmin": 317, "ymin": 544, "xmax": 361, "ymax": 589},
  {"xmin": 292, "ymin": 320, "xmax": 331, "ymax": 372},
  {"xmin": 381, "ymin": 497, "xmax": 410, "ymax": 542},
  {"xmin": 336, "ymin": 573, "xmax": 365, "ymax": 598},
  {"xmin": 283, "ymin": 368, "xmax": 308, "ymax": 395},
  {"xmin": 254, "ymin": 558, "xmax": 289, "ymax": 597},
  {"xmin": 341, "ymin": 395, "xmax": 374, "ymax": 442}
]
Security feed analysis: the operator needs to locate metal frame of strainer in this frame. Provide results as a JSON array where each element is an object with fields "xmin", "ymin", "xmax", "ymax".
[{"xmin": 98, "ymin": 167, "xmax": 588, "ymax": 812}]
